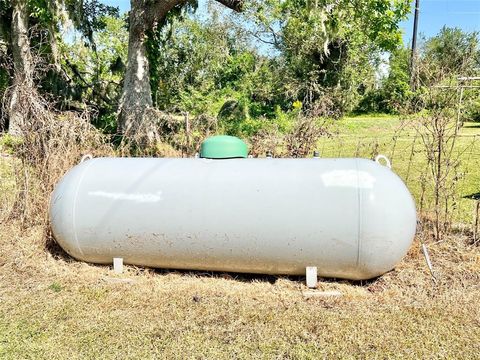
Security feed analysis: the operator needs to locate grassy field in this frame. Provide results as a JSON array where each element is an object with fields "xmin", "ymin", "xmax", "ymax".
[
  {"xmin": 319, "ymin": 114, "xmax": 480, "ymax": 224},
  {"xmin": 1, "ymin": 116, "xmax": 480, "ymax": 359}
]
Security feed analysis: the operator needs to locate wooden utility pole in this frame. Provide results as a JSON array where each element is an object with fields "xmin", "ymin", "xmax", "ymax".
[{"xmin": 410, "ymin": 0, "xmax": 420, "ymax": 90}]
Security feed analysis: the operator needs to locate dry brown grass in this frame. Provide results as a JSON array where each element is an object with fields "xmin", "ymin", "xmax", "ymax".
[
  {"xmin": 1, "ymin": 92, "xmax": 112, "ymax": 227},
  {"xmin": 0, "ymin": 219, "xmax": 479, "ymax": 359}
]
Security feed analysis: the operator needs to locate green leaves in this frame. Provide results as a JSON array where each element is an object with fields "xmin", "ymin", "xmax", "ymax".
[
  {"xmin": 65, "ymin": 0, "xmax": 120, "ymax": 45},
  {"xmin": 422, "ymin": 26, "xmax": 480, "ymax": 80},
  {"xmin": 239, "ymin": 0, "xmax": 411, "ymax": 114}
]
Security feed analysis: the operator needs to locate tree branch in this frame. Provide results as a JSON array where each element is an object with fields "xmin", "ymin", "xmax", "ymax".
[
  {"xmin": 214, "ymin": 0, "xmax": 244, "ymax": 12},
  {"xmin": 147, "ymin": 0, "xmax": 243, "ymax": 30},
  {"xmin": 143, "ymin": 0, "xmax": 185, "ymax": 30}
]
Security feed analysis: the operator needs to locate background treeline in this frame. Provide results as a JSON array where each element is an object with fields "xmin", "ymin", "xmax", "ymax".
[{"xmin": 1, "ymin": 0, "xmax": 478, "ymax": 147}]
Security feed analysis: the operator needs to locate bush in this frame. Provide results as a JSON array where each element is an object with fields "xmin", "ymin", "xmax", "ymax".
[
  {"xmin": 0, "ymin": 133, "xmax": 23, "ymax": 154},
  {"xmin": 355, "ymin": 90, "xmax": 385, "ymax": 114},
  {"xmin": 466, "ymin": 99, "xmax": 480, "ymax": 122}
]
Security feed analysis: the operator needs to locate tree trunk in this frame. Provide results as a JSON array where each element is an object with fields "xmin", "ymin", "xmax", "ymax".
[
  {"xmin": 8, "ymin": 0, "xmax": 34, "ymax": 136},
  {"xmin": 117, "ymin": 0, "xmax": 155, "ymax": 136},
  {"xmin": 118, "ymin": 0, "xmax": 244, "ymax": 139}
]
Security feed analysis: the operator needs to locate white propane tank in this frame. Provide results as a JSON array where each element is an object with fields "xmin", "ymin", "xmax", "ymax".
[{"xmin": 49, "ymin": 157, "xmax": 416, "ymax": 280}]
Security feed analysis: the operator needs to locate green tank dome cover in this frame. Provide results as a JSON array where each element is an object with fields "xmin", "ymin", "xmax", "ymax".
[{"xmin": 200, "ymin": 135, "xmax": 248, "ymax": 159}]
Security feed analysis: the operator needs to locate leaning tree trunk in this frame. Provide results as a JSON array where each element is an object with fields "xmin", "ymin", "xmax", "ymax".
[{"xmin": 8, "ymin": 0, "xmax": 34, "ymax": 136}]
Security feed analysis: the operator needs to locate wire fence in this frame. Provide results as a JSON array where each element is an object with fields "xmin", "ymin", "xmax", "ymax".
[
  {"xmin": 315, "ymin": 130, "xmax": 480, "ymax": 235},
  {"xmin": 1, "ymin": 128, "xmax": 479, "ymax": 238}
]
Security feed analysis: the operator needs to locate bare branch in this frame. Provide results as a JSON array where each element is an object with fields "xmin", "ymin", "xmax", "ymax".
[
  {"xmin": 144, "ymin": 0, "xmax": 186, "ymax": 29},
  {"xmin": 146, "ymin": 0, "xmax": 244, "ymax": 31},
  {"xmin": 214, "ymin": 0, "xmax": 244, "ymax": 12}
]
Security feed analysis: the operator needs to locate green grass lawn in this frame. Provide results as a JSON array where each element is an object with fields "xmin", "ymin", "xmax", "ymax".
[{"xmin": 318, "ymin": 115, "xmax": 480, "ymax": 224}]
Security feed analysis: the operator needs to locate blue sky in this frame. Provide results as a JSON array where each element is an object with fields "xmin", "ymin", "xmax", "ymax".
[
  {"xmin": 105, "ymin": 0, "xmax": 480, "ymax": 45},
  {"xmin": 402, "ymin": 0, "xmax": 480, "ymax": 45}
]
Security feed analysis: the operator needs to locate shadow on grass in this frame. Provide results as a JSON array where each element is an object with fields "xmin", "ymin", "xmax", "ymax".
[
  {"xmin": 44, "ymin": 230, "xmax": 382, "ymax": 287},
  {"xmin": 149, "ymin": 267, "xmax": 381, "ymax": 287},
  {"xmin": 45, "ymin": 229, "xmax": 80, "ymax": 263},
  {"xmin": 464, "ymin": 192, "xmax": 480, "ymax": 200},
  {"xmin": 463, "ymin": 123, "xmax": 480, "ymax": 129}
]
